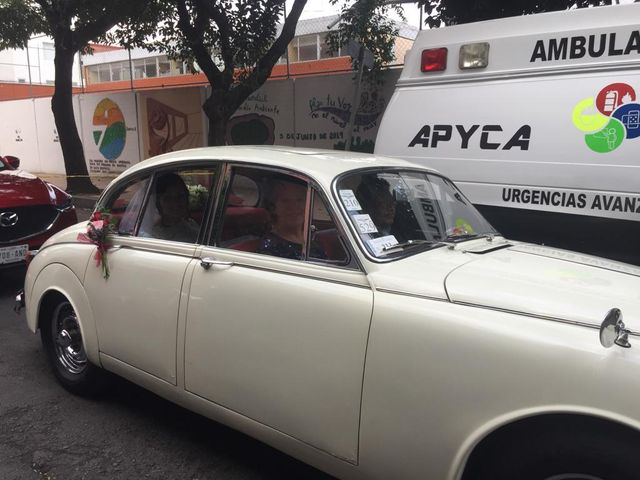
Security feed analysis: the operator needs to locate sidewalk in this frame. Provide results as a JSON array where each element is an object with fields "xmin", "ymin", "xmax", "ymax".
[{"xmin": 36, "ymin": 173, "xmax": 116, "ymax": 209}]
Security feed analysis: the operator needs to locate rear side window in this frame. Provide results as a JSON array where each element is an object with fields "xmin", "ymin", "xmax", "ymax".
[
  {"xmin": 138, "ymin": 168, "xmax": 218, "ymax": 244},
  {"xmin": 104, "ymin": 176, "xmax": 151, "ymax": 236}
]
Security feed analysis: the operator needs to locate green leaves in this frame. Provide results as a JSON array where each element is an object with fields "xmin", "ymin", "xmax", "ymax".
[
  {"xmin": 0, "ymin": 0, "xmax": 45, "ymax": 49},
  {"xmin": 112, "ymin": 0, "xmax": 288, "ymax": 77},
  {"xmin": 327, "ymin": 0, "xmax": 404, "ymax": 76},
  {"xmin": 110, "ymin": 0, "xmax": 308, "ymax": 145},
  {"xmin": 418, "ymin": 0, "xmax": 615, "ymax": 28}
]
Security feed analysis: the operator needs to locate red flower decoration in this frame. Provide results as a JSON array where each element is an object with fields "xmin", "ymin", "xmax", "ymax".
[{"xmin": 77, "ymin": 209, "xmax": 116, "ymax": 279}]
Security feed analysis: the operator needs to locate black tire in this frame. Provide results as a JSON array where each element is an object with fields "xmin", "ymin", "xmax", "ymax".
[
  {"xmin": 40, "ymin": 299, "xmax": 108, "ymax": 396},
  {"xmin": 463, "ymin": 417, "xmax": 640, "ymax": 480}
]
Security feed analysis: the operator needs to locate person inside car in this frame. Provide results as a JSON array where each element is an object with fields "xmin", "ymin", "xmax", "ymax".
[
  {"xmin": 257, "ymin": 177, "xmax": 308, "ymax": 260},
  {"xmin": 149, "ymin": 173, "xmax": 200, "ymax": 243},
  {"xmin": 356, "ymin": 175, "xmax": 408, "ymax": 243}
]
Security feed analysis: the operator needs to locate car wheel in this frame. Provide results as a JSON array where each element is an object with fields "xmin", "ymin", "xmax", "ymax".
[
  {"xmin": 463, "ymin": 418, "xmax": 640, "ymax": 480},
  {"xmin": 41, "ymin": 299, "xmax": 107, "ymax": 396}
]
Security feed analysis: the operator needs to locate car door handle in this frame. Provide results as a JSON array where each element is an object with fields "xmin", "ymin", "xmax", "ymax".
[{"xmin": 200, "ymin": 257, "xmax": 234, "ymax": 270}]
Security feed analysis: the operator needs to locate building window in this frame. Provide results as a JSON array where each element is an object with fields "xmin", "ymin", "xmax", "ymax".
[
  {"xmin": 98, "ymin": 64, "xmax": 111, "ymax": 83},
  {"xmin": 87, "ymin": 65, "xmax": 99, "ymax": 84},
  {"xmin": 133, "ymin": 58, "xmax": 146, "ymax": 79},
  {"xmin": 298, "ymin": 34, "xmax": 318, "ymax": 62},
  {"xmin": 145, "ymin": 59, "xmax": 157, "ymax": 78},
  {"xmin": 42, "ymin": 42, "xmax": 55, "ymax": 61},
  {"xmin": 159, "ymin": 57, "xmax": 172, "ymax": 76},
  {"xmin": 111, "ymin": 62, "xmax": 122, "ymax": 81},
  {"xmin": 279, "ymin": 33, "xmax": 342, "ymax": 65},
  {"xmin": 319, "ymin": 33, "xmax": 339, "ymax": 59},
  {"xmin": 85, "ymin": 55, "xmax": 192, "ymax": 84},
  {"xmin": 121, "ymin": 62, "xmax": 132, "ymax": 81}
]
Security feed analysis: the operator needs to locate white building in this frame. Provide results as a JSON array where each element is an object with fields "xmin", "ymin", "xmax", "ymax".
[{"xmin": 0, "ymin": 35, "xmax": 81, "ymax": 87}]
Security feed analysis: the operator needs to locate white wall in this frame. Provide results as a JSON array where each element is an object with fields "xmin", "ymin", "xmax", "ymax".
[
  {"xmin": 0, "ymin": 36, "xmax": 81, "ymax": 86},
  {"xmin": 0, "ymin": 68, "xmax": 400, "ymax": 177}
]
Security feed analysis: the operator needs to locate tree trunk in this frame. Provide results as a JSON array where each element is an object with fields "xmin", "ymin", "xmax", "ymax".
[
  {"xmin": 203, "ymin": 94, "xmax": 229, "ymax": 146},
  {"xmin": 52, "ymin": 45, "xmax": 99, "ymax": 194}
]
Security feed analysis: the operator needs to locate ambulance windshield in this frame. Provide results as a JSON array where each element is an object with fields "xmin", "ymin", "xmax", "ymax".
[{"xmin": 336, "ymin": 170, "xmax": 498, "ymax": 258}]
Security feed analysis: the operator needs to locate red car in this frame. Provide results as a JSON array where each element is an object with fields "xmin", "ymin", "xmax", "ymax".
[{"xmin": 0, "ymin": 155, "xmax": 78, "ymax": 268}]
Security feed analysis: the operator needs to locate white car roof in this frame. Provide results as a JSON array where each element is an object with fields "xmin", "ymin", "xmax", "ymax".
[{"xmin": 121, "ymin": 146, "xmax": 439, "ymax": 186}]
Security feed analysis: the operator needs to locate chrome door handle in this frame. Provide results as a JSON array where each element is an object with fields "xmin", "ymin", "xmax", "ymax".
[{"xmin": 200, "ymin": 257, "xmax": 233, "ymax": 270}]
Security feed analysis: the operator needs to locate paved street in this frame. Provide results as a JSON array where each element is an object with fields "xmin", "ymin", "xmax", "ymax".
[{"xmin": 0, "ymin": 206, "xmax": 332, "ymax": 480}]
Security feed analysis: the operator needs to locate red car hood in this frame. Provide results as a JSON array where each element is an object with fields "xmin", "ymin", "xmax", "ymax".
[{"xmin": 0, "ymin": 169, "xmax": 56, "ymax": 208}]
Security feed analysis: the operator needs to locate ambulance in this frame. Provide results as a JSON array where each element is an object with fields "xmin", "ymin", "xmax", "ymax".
[{"xmin": 375, "ymin": 3, "xmax": 640, "ymax": 264}]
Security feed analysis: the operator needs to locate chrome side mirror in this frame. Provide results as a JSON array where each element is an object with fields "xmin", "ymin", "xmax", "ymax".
[{"xmin": 600, "ymin": 308, "xmax": 631, "ymax": 349}]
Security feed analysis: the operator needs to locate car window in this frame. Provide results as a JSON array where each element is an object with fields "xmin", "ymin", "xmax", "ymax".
[
  {"xmin": 216, "ymin": 168, "xmax": 308, "ymax": 258},
  {"xmin": 215, "ymin": 167, "xmax": 350, "ymax": 265},
  {"xmin": 337, "ymin": 169, "xmax": 496, "ymax": 259},
  {"xmin": 309, "ymin": 192, "xmax": 349, "ymax": 265},
  {"xmin": 228, "ymin": 174, "xmax": 259, "ymax": 206},
  {"xmin": 138, "ymin": 167, "xmax": 217, "ymax": 244},
  {"xmin": 105, "ymin": 176, "xmax": 151, "ymax": 236}
]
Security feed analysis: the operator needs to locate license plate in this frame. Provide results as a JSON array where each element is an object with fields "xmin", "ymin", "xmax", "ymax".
[{"xmin": 0, "ymin": 244, "xmax": 28, "ymax": 265}]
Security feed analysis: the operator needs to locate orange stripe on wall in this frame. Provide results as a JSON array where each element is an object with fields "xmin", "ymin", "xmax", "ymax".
[
  {"xmin": 0, "ymin": 56, "xmax": 354, "ymax": 101},
  {"xmin": 0, "ymin": 83, "xmax": 82, "ymax": 101}
]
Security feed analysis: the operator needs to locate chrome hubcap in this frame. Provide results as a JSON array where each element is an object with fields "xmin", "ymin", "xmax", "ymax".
[{"xmin": 52, "ymin": 303, "xmax": 87, "ymax": 375}]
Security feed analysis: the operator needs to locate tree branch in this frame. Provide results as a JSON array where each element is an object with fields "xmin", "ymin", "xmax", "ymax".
[
  {"xmin": 176, "ymin": 0, "xmax": 222, "ymax": 86},
  {"xmin": 256, "ymin": 0, "xmax": 305, "ymax": 76},
  {"xmin": 74, "ymin": 12, "xmax": 122, "ymax": 51},
  {"xmin": 231, "ymin": 0, "xmax": 306, "ymax": 108},
  {"xmin": 194, "ymin": 0, "xmax": 234, "ymax": 86}
]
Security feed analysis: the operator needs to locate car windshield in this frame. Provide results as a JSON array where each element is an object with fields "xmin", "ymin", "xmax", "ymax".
[{"xmin": 336, "ymin": 169, "xmax": 498, "ymax": 259}]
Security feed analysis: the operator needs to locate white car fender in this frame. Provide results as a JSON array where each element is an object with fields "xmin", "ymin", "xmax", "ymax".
[
  {"xmin": 449, "ymin": 405, "xmax": 640, "ymax": 480},
  {"xmin": 27, "ymin": 263, "xmax": 101, "ymax": 367}
]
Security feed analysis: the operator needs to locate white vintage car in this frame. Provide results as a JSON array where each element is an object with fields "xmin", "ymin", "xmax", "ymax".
[{"xmin": 22, "ymin": 147, "xmax": 640, "ymax": 480}]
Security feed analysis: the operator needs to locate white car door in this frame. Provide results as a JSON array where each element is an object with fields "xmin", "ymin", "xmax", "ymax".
[
  {"xmin": 184, "ymin": 166, "xmax": 373, "ymax": 463},
  {"xmin": 85, "ymin": 166, "xmax": 218, "ymax": 385}
]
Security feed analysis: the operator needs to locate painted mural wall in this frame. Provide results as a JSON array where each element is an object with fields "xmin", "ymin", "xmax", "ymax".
[
  {"xmin": 138, "ymin": 87, "xmax": 207, "ymax": 159},
  {"xmin": 0, "ymin": 68, "xmax": 401, "ymax": 178},
  {"xmin": 227, "ymin": 69, "xmax": 401, "ymax": 153},
  {"xmin": 79, "ymin": 92, "xmax": 140, "ymax": 174}
]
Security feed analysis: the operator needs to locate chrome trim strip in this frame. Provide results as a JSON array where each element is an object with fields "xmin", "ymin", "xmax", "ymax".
[
  {"xmin": 375, "ymin": 288, "xmax": 448, "ymax": 303},
  {"xmin": 452, "ymin": 300, "xmax": 640, "ymax": 336},
  {"xmin": 105, "ymin": 241, "xmax": 197, "ymax": 260},
  {"xmin": 228, "ymin": 260, "xmax": 371, "ymax": 290},
  {"xmin": 511, "ymin": 249, "xmax": 640, "ymax": 280},
  {"xmin": 374, "ymin": 288, "xmax": 640, "ymax": 337}
]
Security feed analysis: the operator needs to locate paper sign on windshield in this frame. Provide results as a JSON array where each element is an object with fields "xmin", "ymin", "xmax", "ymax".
[
  {"xmin": 353, "ymin": 214, "xmax": 378, "ymax": 234},
  {"xmin": 369, "ymin": 235, "xmax": 399, "ymax": 255},
  {"xmin": 340, "ymin": 190, "xmax": 362, "ymax": 211}
]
